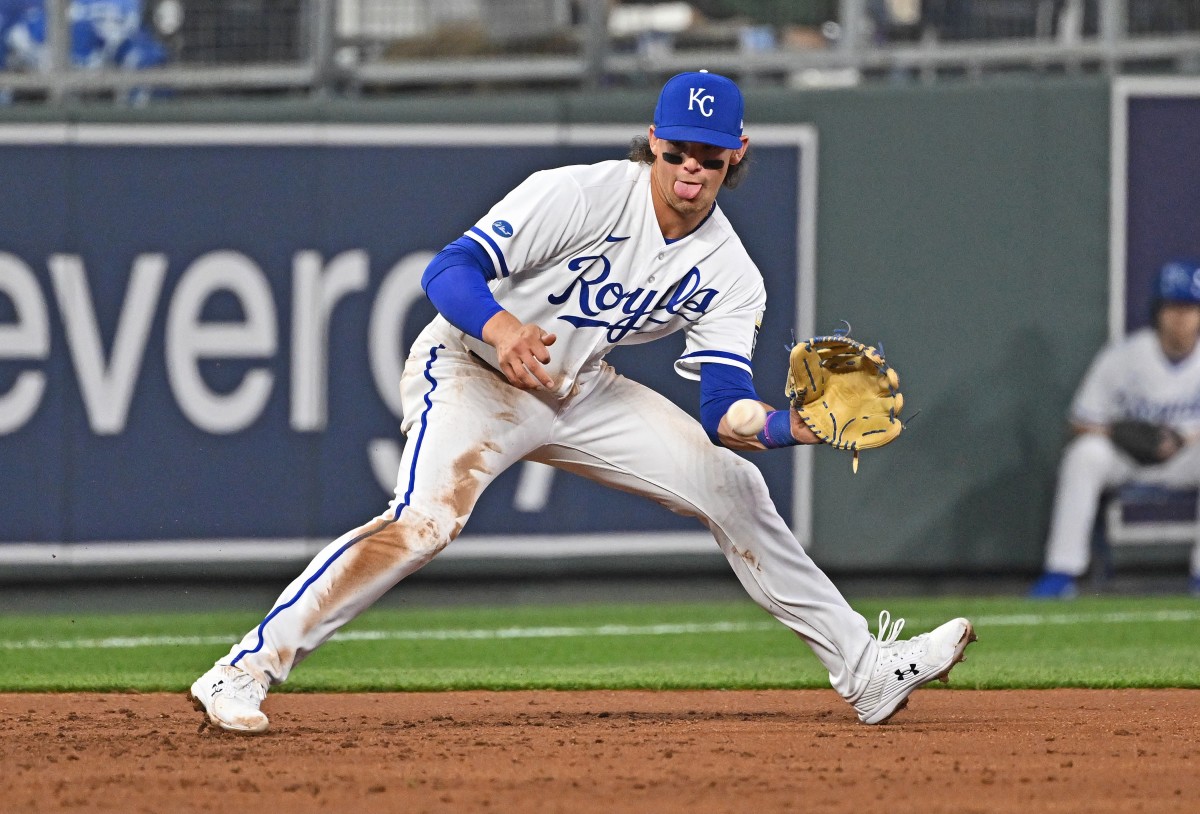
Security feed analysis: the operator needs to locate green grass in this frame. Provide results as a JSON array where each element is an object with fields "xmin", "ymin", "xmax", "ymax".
[{"xmin": 0, "ymin": 595, "xmax": 1197, "ymax": 693}]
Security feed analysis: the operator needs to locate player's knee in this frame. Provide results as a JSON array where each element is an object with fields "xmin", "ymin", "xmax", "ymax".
[
  {"xmin": 703, "ymin": 454, "xmax": 772, "ymax": 515},
  {"xmin": 374, "ymin": 505, "xmax": 455, "ymax": 562}
]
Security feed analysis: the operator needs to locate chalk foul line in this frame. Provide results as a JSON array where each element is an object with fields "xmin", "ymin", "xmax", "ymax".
[{"xmin": 2, "ymin": 609, "xmax": 1198, "ymax": 651}]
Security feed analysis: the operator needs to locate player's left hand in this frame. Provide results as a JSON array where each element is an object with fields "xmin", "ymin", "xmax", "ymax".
[
  {"xmin": 786, "ymin": 330, "xmax": 903, "ymax": 472},
  {"xmin": 789, "ymin": 410, "xmax": 821, "ymax": 445},
  {"xmin": 716, "ymin": 404, "xmax": 822, "ymax": 451}
]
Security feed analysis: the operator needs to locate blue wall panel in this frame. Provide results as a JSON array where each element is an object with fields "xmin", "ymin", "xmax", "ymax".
[{"xmin": 0, "ymin": 128, "xmax": 808, "ymax": 553}]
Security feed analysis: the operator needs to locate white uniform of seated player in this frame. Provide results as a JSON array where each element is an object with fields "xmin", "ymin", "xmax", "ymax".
[
  {"xmin": 1030, "ymin": 259, "xmax": 1200, "ymax": 599},
  {"xmin": 189, "ymin": 71, "xmax": 974, "ymax": 733}
]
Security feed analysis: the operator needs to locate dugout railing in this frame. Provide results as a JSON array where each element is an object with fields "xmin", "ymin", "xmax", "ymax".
[{"xmin": 2, "ymin": 1, "xmax": 1200, "ymax": 104}]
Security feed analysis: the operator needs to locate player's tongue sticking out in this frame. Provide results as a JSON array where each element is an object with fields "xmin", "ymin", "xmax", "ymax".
[{"xmin": 674, "ymin": 180, "xmax": 702, "ymax": 201}]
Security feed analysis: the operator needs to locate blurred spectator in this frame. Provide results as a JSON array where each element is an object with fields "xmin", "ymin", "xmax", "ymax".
[
  {"xmin": 1, "ymin": 0, "xmax": 38, "ymax": 70},
  {"xmin": 1030, "ymin": 260, "xmax": 1200, "ymax": 599},
  {"xmin": 867, "ymin": 0, "xmax": 921, "ymax": 43},
  {"xmin": 917, "ymin": 0, "xmax": 971, "ymax": 41},
  {"xmin": 856, "ymin": 0, "xmax": 975, "ymax": 45},
  {"xmin": 2, "ymin": 0, "xmax": 167, "ymax": 73}
]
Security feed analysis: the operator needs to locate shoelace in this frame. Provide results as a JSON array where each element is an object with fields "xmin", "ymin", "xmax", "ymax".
[
  {"xmin": 226, "ymin": 670, "xmax": 265, "ymax": 701},
  {"xmin": 874, "ymin": 610, "xmax": 906, "ymax": 646}
]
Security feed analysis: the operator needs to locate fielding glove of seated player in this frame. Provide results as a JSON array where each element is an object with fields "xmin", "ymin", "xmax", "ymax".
[
  {"xmin": 786, "ymin": 332, "xmax": 904, "ymax": 472},
  {"xmin": 1109, "ymin": 419, "xmax": 1184, "ymax": 465}
]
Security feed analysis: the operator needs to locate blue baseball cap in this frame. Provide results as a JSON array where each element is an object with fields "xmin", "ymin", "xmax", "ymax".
[
  {"xmin": 1156, "ymin": 259, "xmax": 1200, "ymax": 304},
  {"xmin": 653, "ymin": 70, "xmax": 744, "ymax": 150}
]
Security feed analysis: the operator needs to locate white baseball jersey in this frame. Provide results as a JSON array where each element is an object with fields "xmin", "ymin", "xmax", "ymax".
[
  {"xmin": 1071, "ymin": 328, "xmax": 1200, "ymax": 435},
  {"xmin": 444, "ymin": 159, "xmax": 766, "ymax": 397}
]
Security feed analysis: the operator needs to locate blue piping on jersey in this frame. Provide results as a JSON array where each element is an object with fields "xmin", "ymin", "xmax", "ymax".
[
  {"xmin": 664, "ymin": 204, "xmax": 715, "ymax": 244},
  {"xmin": 468, "ymin": 226, "xmax": 510, "ymax": 278},
  {"xmin": 230, "ymin": 345, "xmax": 444, "ymax": 670},
  {"xmin": 678, "ymin": 349, "xmax": 752, "ymax": 368}
]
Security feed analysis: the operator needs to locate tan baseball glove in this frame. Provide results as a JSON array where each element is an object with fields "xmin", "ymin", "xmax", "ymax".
[{"xmin": 786, "ymin": 332, "xmax": 904, "ymax": 471}]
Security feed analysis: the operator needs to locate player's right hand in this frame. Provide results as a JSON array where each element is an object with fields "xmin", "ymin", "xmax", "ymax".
[{"xmin": 482, "ymin": 311, "xmax": 558, "ymax": 390}]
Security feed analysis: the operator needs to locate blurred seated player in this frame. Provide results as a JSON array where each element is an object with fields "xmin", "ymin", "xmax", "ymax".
[
  {"xmin": 1030, "ymin": 259, "xmax": 1200, "ymax": 598},
  {"xmin": 2, "ymin": 0, "xmax": 165, "ymax": 73}
]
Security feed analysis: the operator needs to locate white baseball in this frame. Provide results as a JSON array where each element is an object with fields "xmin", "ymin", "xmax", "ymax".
[{"xmin": 726, "ymin": 398, "xmax": 767, "ymax": 437}]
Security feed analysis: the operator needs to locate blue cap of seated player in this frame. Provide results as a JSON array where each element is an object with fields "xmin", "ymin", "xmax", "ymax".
[
  {"xmin": 1156, "ymin": 259, "xmax": 1200, "ymax": 304},
  {"xmin": 653, "ymin": 70, "xmax": 745, "ymax": 150}
]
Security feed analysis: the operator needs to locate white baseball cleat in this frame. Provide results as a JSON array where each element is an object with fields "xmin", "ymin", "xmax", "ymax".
[
  {"xmin": 850, "ymin": 611, "xmax": 976, "ymax": 725},
  {"xmin": 189, "ymin": 664, "xmax": 270, "ymax": 733}
]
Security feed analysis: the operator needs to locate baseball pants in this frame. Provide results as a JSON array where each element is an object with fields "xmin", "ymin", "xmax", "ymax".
[{"xmin": 217, "ymin": 336, "xmax": 879, "ymax": 701}]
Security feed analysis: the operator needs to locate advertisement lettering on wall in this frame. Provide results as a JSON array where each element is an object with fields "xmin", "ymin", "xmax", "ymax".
[{"xmin": 0, "ymin": 125, "xmax": 816, "ymax": 573}]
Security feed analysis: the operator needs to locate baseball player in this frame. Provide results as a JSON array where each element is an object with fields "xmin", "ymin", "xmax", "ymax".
[
  {"xmin": 191, "ymin": 71, "xmax": 975, "ymax": 733},
  {"xmin": 1030, "ymin": 259, "xmax": 1200, "ymax": 598}
]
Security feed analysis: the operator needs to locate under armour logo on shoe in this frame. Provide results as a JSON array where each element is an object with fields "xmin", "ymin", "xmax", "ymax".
[
  {"xmin": 212, "ymin": 679, "xmax": 225, "ymax": 695},
  {"xmin": 894, "ymin": 664, "xmax": 919, "ymax": 680}
]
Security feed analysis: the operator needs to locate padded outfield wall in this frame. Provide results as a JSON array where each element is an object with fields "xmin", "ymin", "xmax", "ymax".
[{"xmin": 0, "ymin": 77, "xmax": 1113, "ymax": 578}]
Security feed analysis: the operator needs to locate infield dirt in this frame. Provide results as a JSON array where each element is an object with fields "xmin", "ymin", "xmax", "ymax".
[{"xmin": 1, "ymin": 689, "xmax": 1195, "ymax": 813}]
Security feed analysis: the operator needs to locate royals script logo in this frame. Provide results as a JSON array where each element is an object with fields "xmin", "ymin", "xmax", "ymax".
[{"xmin": 547, "ymin": 255, "xmax": 718, "ymax": 342}]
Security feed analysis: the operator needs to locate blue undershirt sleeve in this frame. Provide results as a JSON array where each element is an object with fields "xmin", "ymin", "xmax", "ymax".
[
  {"xmin": 699, "ymin": 362, "xmax": 759, "ymax": 443},
  {"xmin": 421, "ymin": 237, "xmax": 505, "ymax": 340}
]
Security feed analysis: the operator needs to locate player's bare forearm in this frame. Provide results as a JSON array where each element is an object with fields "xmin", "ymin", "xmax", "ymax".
[
  {"xmin": 717, "ymin": 404, "xmax": 821, "ymax": 451},
  {"xmin": 481, "ymin": 310, "xmax": 558, "ymax": 390},
  {"xmin": 1069, "ymin": 421, "xmax": 1109, "ymax": 437}
]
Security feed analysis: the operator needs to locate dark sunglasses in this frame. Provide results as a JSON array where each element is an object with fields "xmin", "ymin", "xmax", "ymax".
[{"xmin": 661, "ymin": 151, "xmax": 726, "ymax": 171}]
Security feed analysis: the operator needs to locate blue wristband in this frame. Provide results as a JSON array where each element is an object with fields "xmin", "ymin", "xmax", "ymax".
[{"xmin": 757, "ymin": 410, "xmax": 799, "ymax": 448}]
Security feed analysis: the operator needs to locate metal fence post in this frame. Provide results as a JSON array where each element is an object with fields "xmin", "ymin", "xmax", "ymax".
[
  {"xmin": 1099, "ymin": 0, "xmax": 1127, "ymax": 73},
  {"xmin": 1058, "ymin": 0, "xmax": 1084, "ymax": 46},
  {"xmin": 46, "ymin": 0, "xmax": 70, "ymax": 103},
  {"xmin": 311, "ymin": 0, "xmax": 338, "ymax": 98},
  {"xmin": 582, "ymin": 0, "xmax": 609, "ymax": 90},
  {"xmin": 838, "ymin": 0, "xmax": 866, "ymax": 59}
]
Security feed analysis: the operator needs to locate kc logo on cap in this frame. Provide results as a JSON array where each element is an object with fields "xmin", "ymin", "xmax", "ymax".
[
  {"xmin": 653, "ymin": 70, "xmax": 745, "ymax": 150},
  {"xmin": 687, "ymin": 87, "xmax": 716, "ymax": 117}
]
